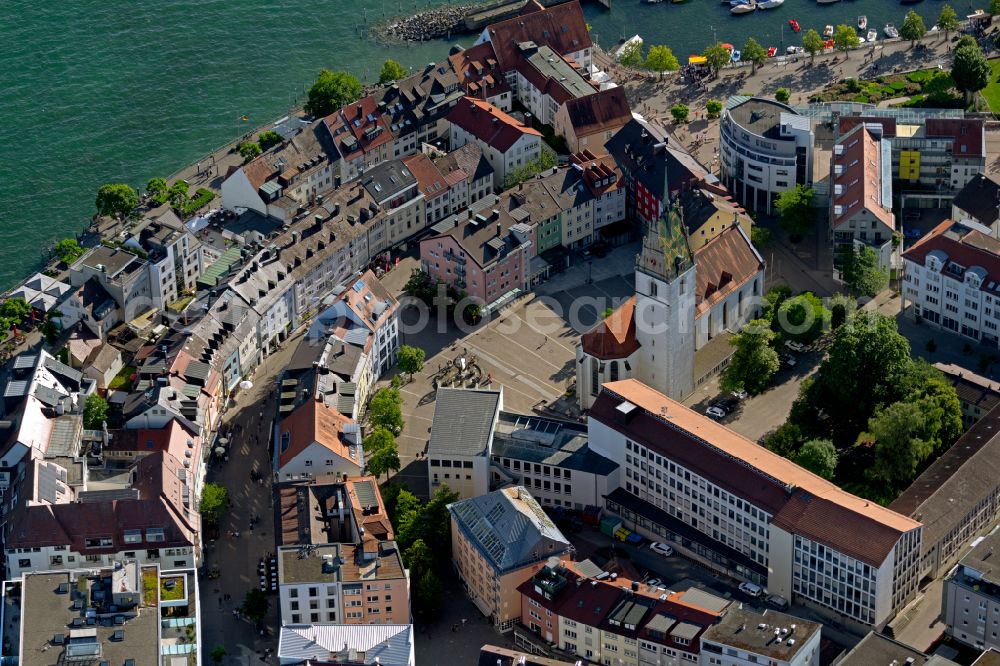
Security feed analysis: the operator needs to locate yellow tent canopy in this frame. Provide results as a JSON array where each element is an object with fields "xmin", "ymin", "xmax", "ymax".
[{"xmin": 688, "ymin": 55, "xmax": 707, "ymax": 65}]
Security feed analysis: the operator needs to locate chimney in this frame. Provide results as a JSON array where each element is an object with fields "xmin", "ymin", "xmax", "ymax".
[
  {"xmin": 496, "ymin": 223, "xmax": 502, "ymax": 237},
  {"xmin": 356, "ymin": 105, "xmax": 363, "ymax": 118}
]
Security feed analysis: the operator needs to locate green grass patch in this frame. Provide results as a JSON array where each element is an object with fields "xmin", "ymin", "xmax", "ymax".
[
  {"xmin": 142, "ymin": 568, "xmax": 158, "ymax": 605},
  {"xmin": 852, "ymin": 94, "xmax": 870, "ymax": 103},
  {"xmin": 981, "ymin": 59, "xmax": 1000, "ymax": 112},
  {"xmin": 108, "ymin": 366, "xmax": 135, "ymax": 392},
  {"xmin": 160, "ymin": 576, "xmax": 185, "ymax": 602},
  {"xmin": 889, "ymin": 80, "xmax": 908, "ymax": 91}
]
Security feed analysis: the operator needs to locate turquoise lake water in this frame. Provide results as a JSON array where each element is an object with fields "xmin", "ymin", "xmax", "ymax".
[{"xmin": 0, "ymin": 0, "xmax": 969, "ymax": 288}]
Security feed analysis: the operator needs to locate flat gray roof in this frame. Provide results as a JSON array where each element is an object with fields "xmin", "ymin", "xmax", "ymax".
[
  {"xmin": 81, "ymin": 245, "xmax": 142, "ymax": 275},
  {"xmin": 727, "ymin": 97, "xmax": 798, "ymax": 140},
  {"xmin": 427, "ymin": 388, "xmax": 502, "ymax": 457}
]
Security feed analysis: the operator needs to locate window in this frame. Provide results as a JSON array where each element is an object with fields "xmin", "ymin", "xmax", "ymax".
[
  {"xmin": 123, "ymin": 529, "xmax": 142, "ymax": 544},
  {"xmin": 146, "ymin": 528, "xmax": 165, "ymax": 542}
]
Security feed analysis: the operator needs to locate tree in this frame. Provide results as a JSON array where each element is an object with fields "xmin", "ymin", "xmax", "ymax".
[
  {"xmin": 742, "ymin": 38, "xmax": 767, "ymax": 75},
  {"xmin": 238, "ymin": 141, "xmax": 261, "ymax": 163},
  {"xmin": 199, "ymin": 482, "xmax": 230, "ymax": 524},
  {"xmin": 775, "ymin": 184, "xmax": 815, "ymax": 237},
  {"xmin": 0, "ymin": 296, "xmax": 30, "ymax": 325},
  {"xmin": 367, "ymin": 439, "xmax": 401, "ymax": 481},
  {"xmin": 257, "ymin": 130, "xmax": 282, "ymax": 151},
  {"xmin": 803, "ymin": 29, "xmax": 824, "ymax": 65},
  {"xmin": 403, "ymin": 539, "xmax": 435, "ymax": 577},
  {"xmin": 618, "ymin": 40, "xmax": 644, "ymax": 68},
  {"xmin": 368, "ymin": 387, "xmax": 404, "ymax": 433},
  {"xmin": 363, "ymin": 426, "xmax": 396, "ymax": 452},
  {"xmin": 167, "ymin": 181, "xmax": 189, "ymax": 210},
  {"xmin": 706, "ymin": 99, "xmax": 723, "ymax": 118},
  {"xmin": 775, "ymin": 88, "xmax": 790, "ymax": 103},
  {"xmin": 210, "ymin": 645, "xmax": 227, "ymax": 665},
  {"xmin": 776, "ymin": 292, "xmax": 830, "ymax": 343},
  {"xmin": 304, "ymin": 69, "xmax": 363, "ymax": 118},
  {"xmin": 937, "ymin": 4, "xmax": 960, "ymax": 39},
  {"xmin": 750, "ymin": 226, "xmax": 771, "ymax": 249},
  {"xmin": 397, "ymin": 345, "xmax": 426, "ymax": 380},
  {"xmin": 602, "ymin": 307, "xmax": 615, "ymax": 319},
  {"xmin": 795, "ymin": 439, "xmax": 838, "ymax": 479},
  {"xmin": 145, "ymin": 177, "xmax": 168, "ymax": 204},
  {"xmin": 402, "ymin": 269, "xmax": 436, "ymax": 304},
  {"xmin": 83, "ymin": 393, "xmax": 109, "ymax": 430},
  {"xmin": 95, "ymin": 183, "xmax": 138, "ymax": 220},
  {"xmin": 670, "ymin": 104, "xmax": 689, "ymax": 124},
  {"xmin": 379, "ymin": 59, "xmax": 408, "ymax": 84},
  {"xmin": 833, "ymin": 24, "xmax": 860, "ymax": 57},
  {"xmin": 54, "ymin": 238, "xmax": 84, "ymax": 264},
  {"xmin": 503, "ymin": 150, "xmax": 557, "ymax": 189},
  {"xmin": 241, "ymin": 588, "xmax": 269, "ymax": 623},
  {"xmin": 900, "ymin": 10, "xmax": 927, "ymax": 46},
  {"xmin": 721, "ymin": 319, "xmax": 780, "ymax": 395},
  {"xmin": 645, "ymin": 45, "xmax": 680, "ymax": 78},
  {"xmin": 840, "ymin": 245, "xmax": 888, "ymax": 297},
  {"xmin": 992, "ymin": 0, "xmax": 1000, "ymax": 16},
  {"xmin": 413, "ymin": 569, "xmax": 444, "ymax": 618},
  {"xmin": 828, "ymin": 293, "xmax": 857, "ymax": 329},
  {"xmin": 761, "ymin": 284, "xmax": 792, "ymax": 322},
  {"xmin": 703, "ymin": 42, "xmax": 731, "ymax": 77},
  {"xmin": 764, "ymin": 422, "xmax": 805, "ymax": 458},
  {"xmin": 863, "ymin": 401, "xmax": 934, "ymax": 489},
  {"xmin": 952, "ymin": 43, "xmax": 991, "ymax": 105}
]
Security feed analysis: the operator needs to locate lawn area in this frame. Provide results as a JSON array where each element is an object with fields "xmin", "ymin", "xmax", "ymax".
[
  {"xmin": 108, "ymin": 365, "xmax": 135, "ymax": 392},
  {"xmin": 810, "ymin": 68, "xmax": 964, "ymax": 108},
  {"xmin": 167, "ymin": 294, "xmax": 195, "ymax": 315},
  {"xmin": 160, "ymin": 576, "xmax": 185, "ymax": 602},
  {"xmin": 981, "ymin": 59, "xmax": 1000, "ymax": 112},
  {"xmin": 142, "ymin": 567, "xmax": 158, "ymax": 605}
]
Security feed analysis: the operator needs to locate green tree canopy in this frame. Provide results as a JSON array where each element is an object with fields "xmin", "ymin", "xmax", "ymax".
[
  {"xmin": 840, "ymin": 245, "xmax": 888, "ymax": 297},
  {"xmin": 618, "ymin": 40, "xmax": 644, "ymax": 67},
  {"xmin": 803, "ymin": 29, "xmax": 824, "ymax": 64},
  {"xmin": 775, "ymin": 88, "xmax": 790, "ymax": 103},
  {"xmin": 95, "ymin": 184, "xmax": 138, "ymax": 220},
  {"xmin": 645, "ymin": 45, "xmax": 680, "ymax": 78},
  {"xmin": 145, "ymin": 177, "xmax": 168, "ymax": 203},
  {"xmin": 167, "ymin": 181, "xmax": 189, "ymax": 210},
  {"xmin": 402, "ymin": 538, "xmax": 435, "ymax": 578},
  {"xmin": 210, "ymin": 645, "xmax": 227, "ymax": 665},
  {"xmin": 706, "ymin": 99, "xmax": 723, "ymax": 117},
  {"xmin": 257, "ymin": 130, "xmax": 282, "ymax": 151},
  {"xmin": 761, "ymin": 284, "xmax": 792, "ymax": 322},
  {"xmin": 379, "ymin": 59, "xmax": 409, "ymax": 84},
  {"xmin": 1, "ymin": 296, "xmax": 31, "ymax": 324},
  {"xmin": 402, "ymin": 269, "xmax": 437, "ymax": 304},
  {"xmin": 900, "ymin": 10, "xmax": 927, "ymax": 45},
  {"xmin": 833, "ymin": 24, "xmax": 860, "ymax": 57},
  {"xmin": 397, "ymin": 345, "xmax": 426, "ymax": 379},
  {"xmin": 83, "ymin": 393, "xmax": 109, "ymax": 430},
  {"xmin": 413, "ymin": 569, "xmax": 444, "ymax": 619},
  {"xmin": 937, "ymin": 4, "xmax": 960, "ymax": 36},
  {"xmin": 721, "ymin": 319, "xmax": 780, "ymax": 395},
  {"xmin": 239, "ymin": 141, "xmax": 262, "ymax": 163},
  {"xmin": 363, "ymin": 426, "xmax": 396, "ymax": 452},
  {"xmin": 751, "ymin": 226, "xmax": 772, "ymax": 248},
  {"xmin": 55, "ymin": 239, "xmax": 85, "ymax": 264},
  {"xmin": 503, "ymin": 151, "xmax": 557, "ymax": 189},
  {"xmin": 795, "ymin": 439, "xmax": 838, "ymax": 479},
  {"xmin": 670, "ymin": 104, "xmax": 689, "ymax": 123},
  {"xmin": 863, "ymin": 401, "xmax": 935, "ymax": 489},
  {"xmin": 368, "ymin": 387, "xmax": 404, "ymax": 433},
  {"xmin": 241, "ymin": 588, "xmax": 269, "ymax": 623},
  {"xmin": 702, "ymin": 42, "xmax": 731, "ymax": 76},
  {"xmin": 828, "ymin": 293, "xmax": 857, "ymax": 329},
  {"xmin": 304, "ymin": 69, "xmax": 363, "ymax": 118},
  {"xmin": 992, "ymin": 0, "xmax": 1000, "ymax": 15},
  {"xmin": 764, "ymin": 422, "xmax": 805, "ymax": 458},
  {"xmin": 775, "ymin": 184, "xmax": 815, "ymax": 237},
  {"xmin": 199, "ymin": 482, "xmax": 230, "ymax": 525},
  {"xmin": 952, "ymin": 43, "xmax": 991, "ymax": 104},
  {"xmin": 367, "ymin": 440, "xmax": 401, "ymax": 480},
  {"xmin": 776, "ymin": 292, "xmax": 829, "ymax": 343},
  {"xmin": 742, "ymin": 37, "xmax": 768, "ymax": 75}
]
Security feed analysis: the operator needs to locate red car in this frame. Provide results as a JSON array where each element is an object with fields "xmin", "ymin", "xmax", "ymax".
[{"xmin": 788, "ymin": 18, "xmax": 801, "ymax": 31}]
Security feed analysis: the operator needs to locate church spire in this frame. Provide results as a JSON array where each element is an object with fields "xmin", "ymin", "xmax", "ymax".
[{"xmin": 636, "ymin": 196, "xmax": 692, "ymax": 282}]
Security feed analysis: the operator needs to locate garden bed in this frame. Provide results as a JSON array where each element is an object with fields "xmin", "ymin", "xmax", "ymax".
[
  {"xmin": 160, "ymin": 576, "xmax": 185, "ymax": 602},
  {"xmin": 810, "ymin": 68, "xmax": 964, "ymax": 108}
]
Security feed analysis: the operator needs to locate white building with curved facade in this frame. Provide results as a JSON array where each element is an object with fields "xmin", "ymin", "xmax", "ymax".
[{"xmin": 720, "ymin": 97, "xmax": 814, "ymax": 214}]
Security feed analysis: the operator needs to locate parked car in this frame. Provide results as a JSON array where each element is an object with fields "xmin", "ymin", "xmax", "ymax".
[
  {"xmin": 779, "ymin": 354, "xmax": 797, "ymax": 369},
  {"xmin": 766, "ymin": 593, "xmax": 790, "ymax": 610},
  {"xmin": 739, "ymin": 581, "xmax": 764, "ymax": 598},
  {"xmin": 784, "ymin": 340, "xmax": 806, "ymax": 353},
  {"xmin": 731, "ymin": 389, "xmax": 748, "ymax": 400},
  {"xmin": 706, "ymin": 406, "xmax": 726, "ymax": 420},
  {"xmin": 649, "ymin": 542, "xmax": 674, "ymax": 557},
  {"xmin": 646, "ymin": 577, "xmax": 664, "ymax": 587},
  {"xmin": 714, "ymin": 398, "xmax": 738, "ymax": 413}
]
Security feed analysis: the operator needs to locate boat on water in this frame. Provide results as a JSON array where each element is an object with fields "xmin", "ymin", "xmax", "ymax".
[
  {"xmin": 731, "ymin": 1, "xmax": 756, "ymax": 14},
  {"xmin": 788, "ymin": 18, "xmax": 801, "ymax": 31},
  {"xmin": 731, "ymin": 49, "xmax": 742, "ymax": 62},
  {"xmin": 758, "ymin": 0, "xmax": 784, "ymax": 9},
  {"xmin": 817, "ymin": 0, "xmax": 839, "ymax": 5},
  {"xmin": 646, "ymin": 0, "xmax": 664, "ymax": 4},
  {"xmin": 613, "ymin": 35, "xmax": 644, "ymax": 61},
  {"xmin": 858, "ymin": 15, "xmax": 867, "ymax": 30},
  {"xmin": 823, "ymin": 25, "xmax": 834, "ymax": 37},
  {"xmin": 767, "ymin": 46, "xmax": 778, "ymax": 57},
  {"xmin": 884, "ymin": 23, "xmax": 898, "ymax": 38},
  {"xmin": 867, "ymin": 29, "xmax": 877, "ymax": 41},
  {"xmin": 787, "ymin": 45, "xmax": 803, "ymax": 54}
]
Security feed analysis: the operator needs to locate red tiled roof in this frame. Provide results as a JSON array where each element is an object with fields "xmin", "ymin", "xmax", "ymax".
[
  {"xmin": 324, "ymin": 95, "xmax": 394, "ymax": 158},
  {"xmin": 693, "ymin": 225, "xmax": 764, "ymax": 316},
  {"xmin": 563, "ymin": 88, "xmax": 632, "ymax": 139},
  {"xmin": 581, "ymin": 295, "xmax": 640, "ymax": 360},
  {"xmin": 484, "ymin": 0, "xmax": 592, "ymax": 70},
  {"xmin": 449, "ymin": 42, "xmax": 512, "ymax": 101},
  {"xmin": 277, "ymin": 400, "xmax": 356, "ymax": 469},
  {"xmin": 402, "ymin": 153, "xmax": 449, "ymax": 202},
  {"xmin": 593, "ymin": 380, "xmax": 921, "ymax": 565},
  {"xmin": 832, "ymin": 125, "xmax": 894, "ymax": 232},
  {"xmin": 570, "ymin": 151, "xmax": 623, "ymax": 197},
  {"xmin": 926, "ymin": 117, "xmax": 985, "ymax": 157},
  {"xmin": 838, "ymin": 116, "xmax": 897, "ymax": 138},
  {"xmin": 903, "ymin": 219, "xmax": 1000, "ymax": 294},
  {"xmin": 447, "ymin": 98, "xmax": 541, "ymax": 152}
]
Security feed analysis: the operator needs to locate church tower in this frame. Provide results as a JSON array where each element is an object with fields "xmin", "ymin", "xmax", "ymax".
[{"xmin": 633, "ymin": 197, "xmax": 696, "ymax": 401}]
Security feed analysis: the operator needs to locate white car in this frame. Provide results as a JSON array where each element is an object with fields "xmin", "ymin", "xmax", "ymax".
[
  {"xmin": 739, "ymin": 581, "xmax": 764, "ymax": 598},
  {"xmin": 706, "ymin": 406, "xmax": 726, "ymax": 420},
  {"xmin": 649, "ymin": 542, "xmax": 674, "ymax": 557},
  {"xmin": 784, "ymin": 340, "xmax": 806, "ymax": 353},
  {"xmin": 647, "ymin": 577, "xmax": 663, "ymax": 587}
]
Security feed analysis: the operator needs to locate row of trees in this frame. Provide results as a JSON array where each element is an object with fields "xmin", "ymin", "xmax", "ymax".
[{"xmin": 618, "ymin": 42, "xmax": 681, "ymax": 78}]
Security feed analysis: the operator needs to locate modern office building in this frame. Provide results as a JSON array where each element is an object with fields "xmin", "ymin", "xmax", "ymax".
[
  {"xmin": 699, "ymin": 606, "xmax": 821, "ymax": 666},
  {"xmin": 720, "ymin": 97, "xmax": 813, "ymax": 214},
  {"xmin": 589, "ymin": 379, "xmax": 923, "ymax": 630},
  {"xmin": 943, "ymin": 527, "xmax": 1000, "ymax": 651}
]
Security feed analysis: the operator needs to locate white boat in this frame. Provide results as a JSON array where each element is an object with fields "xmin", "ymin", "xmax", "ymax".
[
  {"xmin": 816, "ymin": 0, "xmax": 839, "ymax": 4},
  {"xmin": 823, "ymin": 25, "xmax": 834, "ymax": 37},
  {"xmin": 884, "ymin": 23, "xmax": 898, "ymax": 38},
  {"xmin": 646, "ymin": 0, "xmax": 664, "ymax": 4},
  {"xmin": 867, "ymin": 29, "xmax": 877, "ymax": 42},
  {"xmin": 731, "ymin": 1, "xmax": 756, "ymax": 14},
  {"xmin": 858, "ymin": 15, "xmax": 867, "ymax": 30},
  {"xmin": 758, "ymin": 0, "xmax": 784, "ymax": 9},
  {"xmin": 613, "ymin": 34, "xmax": 644, "ymax": 61},
  {"xmin": 786, "ymin": 45, "xmax": 804, "ymax": 54}
]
